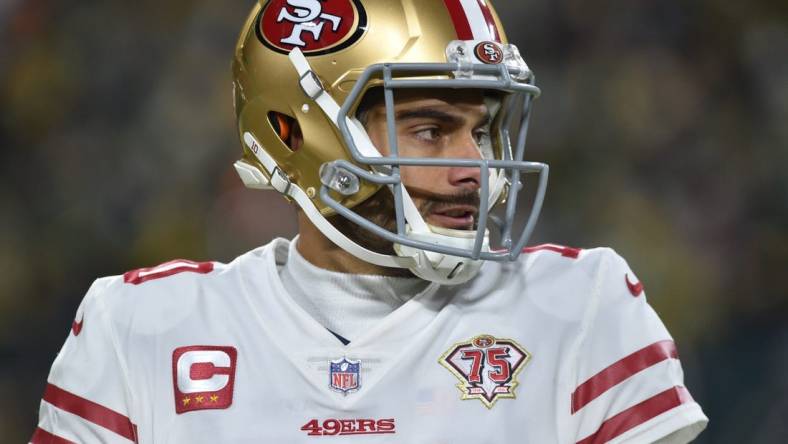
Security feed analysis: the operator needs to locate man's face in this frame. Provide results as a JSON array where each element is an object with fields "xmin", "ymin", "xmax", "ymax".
[
  {"xmin": 363, "ymin": 89, "xmax": 492, "ymax": 231},
  {"xmin": 327, "ymin": 88, "xmax": 495, "ymax": 260}
]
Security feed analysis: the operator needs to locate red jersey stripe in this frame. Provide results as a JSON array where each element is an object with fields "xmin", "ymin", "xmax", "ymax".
[
  {"xmin": 42, "ymin": 384, "xmax": 138, "ymax": 442},
  {"xmin": 572, "ymin": 340, "xmax": 679, "ymax": 413},
  {"xmin": 475, "ymin": 0, "xmax": 502, "ymax": 42},
  {"xmin": 30, "ymin": 427, "xmax": 76, "ymax": 444},
  {"xmin": 443, "ymin": 0, "xmax": 474, "ymax": 40},
  {"xmin": 124, "ymin": 259, "xmax": 214, "ymax": 285},
  {"xmin": 522, "ymin": 244, "xmax": 582, "ymax": 259},
  {"xmin": 576, "ymin": 386, "xmax": 693, "ymax": 444}
]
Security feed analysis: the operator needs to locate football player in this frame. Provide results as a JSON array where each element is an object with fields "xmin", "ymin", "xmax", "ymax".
[{"xmin": 32, "ymin": 1, "xmax": 708, "ymax": 443}]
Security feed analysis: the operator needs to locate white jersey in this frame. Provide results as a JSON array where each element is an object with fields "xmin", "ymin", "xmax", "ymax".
[{"xmin": 32, "ymin": 239, "xmax": 707, "ymax": 443}]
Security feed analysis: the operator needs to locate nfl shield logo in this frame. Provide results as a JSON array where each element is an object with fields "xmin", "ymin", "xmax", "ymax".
[{"xmin": 329, "ymin": 357, "xmax": 361, "ymax": 395}]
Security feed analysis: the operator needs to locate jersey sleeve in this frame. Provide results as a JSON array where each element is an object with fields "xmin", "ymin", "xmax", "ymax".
[
  {"xmin": 570, "ymin": 249, "xmax": 708, "ymax": 444},
  {"xmin": 31, "ymin": 278, "xmax": 138, "ymax": 444}
]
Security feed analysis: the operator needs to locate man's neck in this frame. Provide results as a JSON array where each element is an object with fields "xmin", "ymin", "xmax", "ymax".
[{"xmin": 296, "ymin": 212, "xmax": 411, "ymax": 277}]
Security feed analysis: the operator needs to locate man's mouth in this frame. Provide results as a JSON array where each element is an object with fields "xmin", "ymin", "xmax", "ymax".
[{"xmin": 428, "ymin": 206, "xmax": 478, "ymax": 230}]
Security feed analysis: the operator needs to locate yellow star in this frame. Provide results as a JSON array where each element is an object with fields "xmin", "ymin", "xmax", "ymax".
[
  {"xmin": 182, "ymin": 397, "xmax": 191, "ymax": 406},
  {"xmin": 195, "ymin": 396, "xmax": 204, "ymax": 404},
  {"xmin": 210, "ymin": 395, "xmax": 219, "ymax": 403}
]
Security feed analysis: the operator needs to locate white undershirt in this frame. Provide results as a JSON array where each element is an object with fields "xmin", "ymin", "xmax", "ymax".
[{"xmin": 279, "ymin": 238, "xmax": 429, "ymax": 342}]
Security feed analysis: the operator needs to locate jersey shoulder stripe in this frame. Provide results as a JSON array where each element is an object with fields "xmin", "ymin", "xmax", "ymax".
[
  {"xmin": 42, "ymin": 383, "xmax": 138, "ymax": 442},
  {"xmin": 522, "ymin": 243, "xmax": 582, "ymax": 259},
  {"xmin": 571, "ymin": 340, "xmax": 679, "ymax": 413},
  {"xmin": 123, "ymin": 259, "xmax": 216, "ymax": 285},
  {"xmin": 30, "ymin": 427, "xmax": 75, "ymax": 444},
  {"xmin": 576, "ymin": 386, "xmax": 694, "ymax": 444}
]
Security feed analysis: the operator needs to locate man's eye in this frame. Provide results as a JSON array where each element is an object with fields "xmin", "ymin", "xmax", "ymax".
[
  {"xmin": 414, "ymin": 128, "xmax": 441, "ymax": 142},
  {"xmin": 474, "ymin": 129, "xmax": 491, "ymax": 145}
]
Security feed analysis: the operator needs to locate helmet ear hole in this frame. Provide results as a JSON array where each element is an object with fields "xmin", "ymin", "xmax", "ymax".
[{"xmin": 268, "ymin": 112, "xmax": 298, "ymax": 151}]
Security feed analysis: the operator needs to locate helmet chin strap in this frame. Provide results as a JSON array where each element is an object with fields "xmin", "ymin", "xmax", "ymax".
[
  {"xmin": 237, "ymin": 133, "xmax": 416, "ymax": 270},
  {"xmin": 245, "ymin": 48, "xmax": 496, "ymax": 285},
  {"xmin": 238, "ymin": 132, "xmax": 485, "ymax": 285}
]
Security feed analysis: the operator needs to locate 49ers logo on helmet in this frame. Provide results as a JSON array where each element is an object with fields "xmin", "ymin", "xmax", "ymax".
[
  {"xmin": 474, "ymin": 41, "xmax": 504, "ymax": 65},
  {"xmin": 257, "ymin": 0, "xmax": 367, "ymax": 55}
]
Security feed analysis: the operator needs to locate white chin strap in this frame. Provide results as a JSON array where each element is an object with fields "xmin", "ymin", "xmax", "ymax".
[{"xmin": 235, "ymin": 48, "xmax": 502, "ymax": 285}]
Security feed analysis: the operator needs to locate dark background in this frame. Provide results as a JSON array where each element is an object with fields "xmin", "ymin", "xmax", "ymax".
[{"xmin": 2, "ymin": 0, "xmax": 787, "ymax": 441}]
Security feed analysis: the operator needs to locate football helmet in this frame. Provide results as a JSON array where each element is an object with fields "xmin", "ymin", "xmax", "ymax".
[{"xmin": 232, "ymin": 0, "xmax": 547, "ymax": 284}]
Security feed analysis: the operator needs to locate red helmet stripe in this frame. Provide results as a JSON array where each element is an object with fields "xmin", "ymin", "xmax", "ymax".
[
  {"xmin": 443, "ymin": 0, "xmax": 474, "ymax": 40},
  {"xmin": 444, "ymin": 0, "xmax": 502, "ymax": 42}
]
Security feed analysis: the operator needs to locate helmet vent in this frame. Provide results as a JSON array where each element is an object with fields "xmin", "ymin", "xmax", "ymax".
[{"xmin": 268, "ymin": 112, "xmax": 298, "ymax": 151}]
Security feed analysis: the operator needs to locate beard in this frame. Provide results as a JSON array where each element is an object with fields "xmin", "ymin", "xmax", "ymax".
[{"xmin": 327, "ymin": 186, "xmax": 481, "ymax": 258}]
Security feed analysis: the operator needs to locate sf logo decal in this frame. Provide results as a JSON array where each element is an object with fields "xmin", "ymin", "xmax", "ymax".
[
  {"xmin": 439, "ymin": 335, "xmax": 531, "ymax": 408},
  {"xmin": 276, "ymin": 0, "xmax": 342, "ymax": 47},
  {"xmin": 258, "ymin": 0, "xmax": 368, "ymax": 55},
  {"xmin": 474, "ymin": 41, "xmax": 504, "ymax": 64}
]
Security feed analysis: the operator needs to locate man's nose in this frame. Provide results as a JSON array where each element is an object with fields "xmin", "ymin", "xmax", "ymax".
[{"xmin": 447, "ymin": 133, "xmax": 483, "ymax": 190}]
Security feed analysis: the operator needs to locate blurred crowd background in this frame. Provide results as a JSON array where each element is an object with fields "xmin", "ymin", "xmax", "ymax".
[{"xmin": 1, "ymin": 0, "xmax": 786, "ymax": 441}]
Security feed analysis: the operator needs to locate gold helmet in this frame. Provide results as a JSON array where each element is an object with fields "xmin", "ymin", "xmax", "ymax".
[{"xmin": 232, "ymin": 0, "xmax": 547, "ymax": 284}]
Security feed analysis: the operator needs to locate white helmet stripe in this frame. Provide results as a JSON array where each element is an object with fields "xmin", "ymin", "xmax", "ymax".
[{"xmin": 459, "ymin": 0, "xmax": 497, "ymax": 41}]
